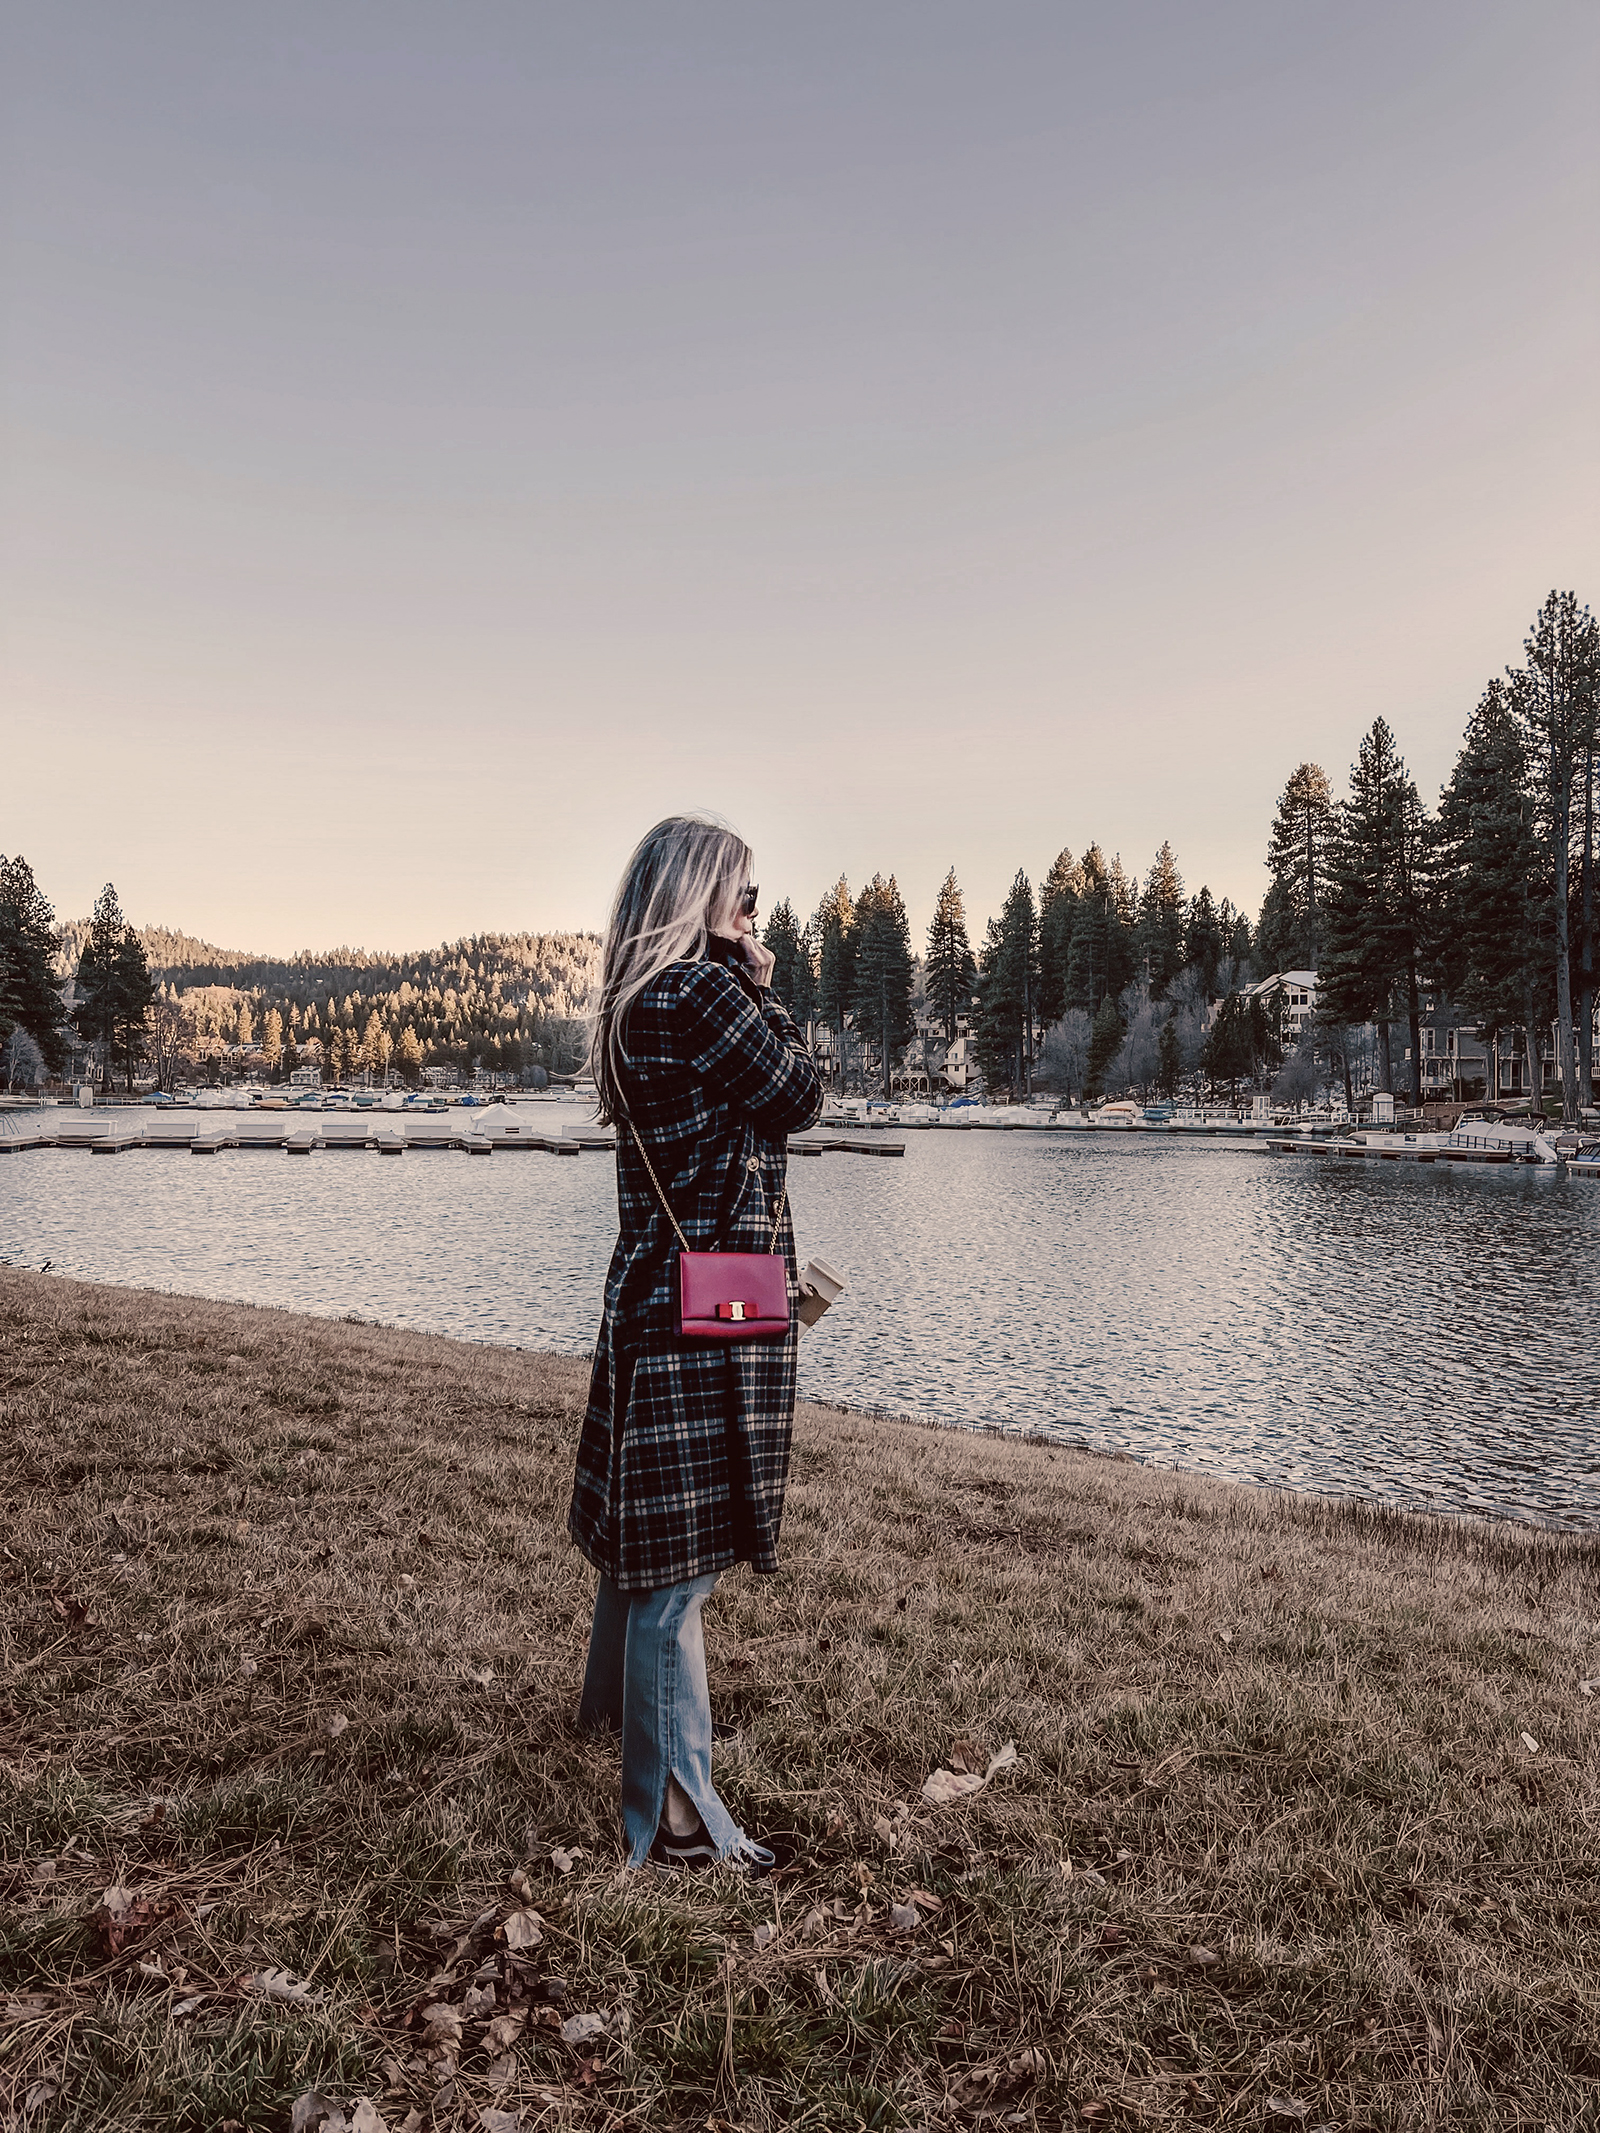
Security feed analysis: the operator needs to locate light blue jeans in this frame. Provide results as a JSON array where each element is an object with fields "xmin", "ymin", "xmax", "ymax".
[{"xmin": 578, "ymin": 1572, "xmax": 751, "ymax": 1868}]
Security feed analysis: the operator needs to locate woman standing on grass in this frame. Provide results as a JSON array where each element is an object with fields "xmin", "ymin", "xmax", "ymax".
[{"xmin": 569, "ymin": 814, "xmax": 823, "ymax": 1870}]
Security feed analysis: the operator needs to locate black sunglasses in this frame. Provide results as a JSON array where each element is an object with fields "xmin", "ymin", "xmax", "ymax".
[{"xmin": 739, "ymin": 884, "xmax": 759, "ymax": 918}]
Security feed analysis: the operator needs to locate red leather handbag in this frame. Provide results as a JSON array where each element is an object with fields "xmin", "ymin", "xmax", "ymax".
[{"xmin": 626, "ymin": 1123, "xmax": 791, "ymax": 1343}]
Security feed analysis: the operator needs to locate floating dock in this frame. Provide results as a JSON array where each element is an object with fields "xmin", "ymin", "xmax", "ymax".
[{"xmin": 0, "ymin": 1116, "xmax": 891, "ymax": 1162}]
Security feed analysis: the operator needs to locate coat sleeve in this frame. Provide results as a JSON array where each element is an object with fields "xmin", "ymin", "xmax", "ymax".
[{"xmin": 678, "ymin": 964, "xmax": 824, "ymax": 1135}]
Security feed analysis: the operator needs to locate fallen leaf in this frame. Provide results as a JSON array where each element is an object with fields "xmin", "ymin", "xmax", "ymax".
[
  {"xmin": 486, "ymin": 2011, "xmax": 527, "ymax": 2052},
  {"xmin": 324, "ymin": 1712, "xmax": 349, "ymax": 1740},
  {"xmin": 1520, "ymin": 1732, "xmax": 1539, "ymax": 1754},
  {"xmin": 753, "ymin": 1921, "xmax": 778, "ymax": 1950},
  {"xmin": 466, "ymin": 1666, "xmax": 495, "ymax": 1688},
  {"xmin": 1266, "ymin": 2098, "xmax": 1310, "ymax": 2122},
  {"xmin": 508, "ymin": 1866, "xmax": 533, "ymax": 1901},
  {"xmin": 1189, "ymin": 1945, "xmax": 1220, "ymax": 1966},
  {"xmin": 351, "ymin": 2106, "xmax": 390, "ymax": 2133},
  {"xmin": 460, "ymin": 1982, "xmax": 496, "ymax": 2019},
  {"xmin": 1216, "ymin": 1628, "xmax": 1233, "ymax": 1646},
  {"xmin": 906, "ymin": 1888, "xmax": 944, "ymax": 1912},
  {"xmin": 251, "ymin": 1969, "xmax": 328, "ymax": 2007},
  {"xmin": 921, "ymin": 1767, "xmax": 985, "ymax": 1806},
  {"xmin": 948, "ymin": 1736, "xmax": 985, "ymax": 1774},
  {"xmin": 502, "ymin": 1908, "xmax": 544, "ymax": 1951},
  {"xmin": 888, "ymin": 1903, "xmax": 919, "ymax": 1934},
  {"xmin": 171, "ymin": 1994, "xmax": 204, "ymax": 2017},
  {"xmin": 921, "ymin": 1736, "xmax": 1017, "ymax": 1807},
  {"xmin": 560, "ymin": 2010, "xmax": 608, "ymax": 2046},
  {"xmin": 478, "ymin": 2111, "xmax": 520, "ymax": 2133},
  {"xmin": 801, "ymin": 1908, "xmax": 828, "ymax": 1940},
  {"xmin": 291, "ymin": 2095, "xmax": 346, "ymax": 2133},
  {"xmin": 549, "ymin": 1847, "xmax": 581, "ymax": 1876},
  {"xmin": 420, "ymin": 2003, "xmax": 464, "ymax": 2047}
]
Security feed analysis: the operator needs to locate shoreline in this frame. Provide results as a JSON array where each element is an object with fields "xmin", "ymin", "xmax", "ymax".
[
  {"xmin": 3, "ymin": 1265, "xmax": 1597, "ymax": 2126},
  {"xmin": 3, "ymin": 1261, "xmax": 1592, "ymax": 1547}
]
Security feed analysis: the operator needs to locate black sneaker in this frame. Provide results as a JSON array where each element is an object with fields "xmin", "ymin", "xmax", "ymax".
[{"xmin": 647, "ymin": 1819, "xmax": 720, "ymax": 1871}]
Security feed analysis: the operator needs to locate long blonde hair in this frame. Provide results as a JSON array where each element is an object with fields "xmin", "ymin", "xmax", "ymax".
[{"xmin": 589, "ymin": 814, "xmax": 753, "ymax": 1124}]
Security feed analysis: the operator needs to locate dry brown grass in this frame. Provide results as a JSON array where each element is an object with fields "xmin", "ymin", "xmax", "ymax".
[{"xmin": 1, "ymin": 1266, "xmax": 1597, "ymax": 2133}]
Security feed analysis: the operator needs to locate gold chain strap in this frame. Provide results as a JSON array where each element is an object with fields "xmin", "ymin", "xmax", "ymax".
[{"xmin": 623, "ymin": 1119, "xmax": 786, "ymax": 1254}]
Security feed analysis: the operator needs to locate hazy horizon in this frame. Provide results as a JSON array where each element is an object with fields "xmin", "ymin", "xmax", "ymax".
[{"xmin": 6, "ymin": 3, "xmax": 1597, "ymax": 955}]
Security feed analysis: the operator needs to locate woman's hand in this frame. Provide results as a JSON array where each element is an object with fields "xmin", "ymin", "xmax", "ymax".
[
  {"xmin": 736, "ymin": 931, "xmax": 775, "ymax": 988},
  {"xmin": 728, "ymin": 901, "xmax": 775, "ymax": 987}
]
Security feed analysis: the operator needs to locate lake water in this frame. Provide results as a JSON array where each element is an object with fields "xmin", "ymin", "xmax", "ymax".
[{"xmin": 4, "ymin": 1103, "xmax": 1597, "ymax": 1529}]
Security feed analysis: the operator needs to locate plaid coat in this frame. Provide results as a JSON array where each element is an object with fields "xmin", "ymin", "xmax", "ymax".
[{"xmin": 568, "ymin": 950, "xmax": 824, "ymax": 1592}]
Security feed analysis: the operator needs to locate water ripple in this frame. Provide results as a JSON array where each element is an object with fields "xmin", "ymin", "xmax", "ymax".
[{"xmin": 3, "ymin": 1113, "xmax": 1595, "ymax": 1526}]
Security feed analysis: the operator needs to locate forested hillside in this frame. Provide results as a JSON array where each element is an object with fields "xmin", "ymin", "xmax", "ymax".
[{"xmin": 50, "ymin": 923, "xmax": 601, "ymax": 1083}]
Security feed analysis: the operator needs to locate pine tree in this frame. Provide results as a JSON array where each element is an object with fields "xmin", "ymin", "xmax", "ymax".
[
  {"xmin": 1184, "ymin": 888, "xmax": 1223, "ymax": 998},
  {"xmin": 1218, "ymin": 899, "xmax": 1253, "ymax": 971},
  {"xmin": 974, "ymin": 871, "xmax": 1039, "ymax": 1095},
  {"xmin": 1433, "ymin": 679, "xmax": 1551, "ymax": 1100},
  {"xmin": 361, "ymin": 1008, "xmax": 387, "ymax": 1081},
  {"xmin": 1319, "ymin": 718, "xmax": 1429, "ymax": 1100},
  {"xmin": 111, "ymin": 932, "xmax": 154, "ymax": 1092},
  {"xmin": 1036, "ymin": 847, "xmax": 1083, "ymax": 1025},
  {"xmin": 72, "ymin": 885, "xmax": 129, "ymax": 1097},
  {"xmin": 1512, "ymin": 589, "xmax": 1599, "ymax": 1120},
  {"xmin": 852, "ymin": 877, "xmax": 916, "ymax": 1094},
  {"xmin": 1265, "ymin": 763, "xmax": 1334, "ymax": 968},
  {"xmin": 1065, "ymin": 846, "xmax": 1134, "ymax": 1017},
  {"xmin": 1139, "ymin": 841, "xmax": 1186, "ymax": 999},
  {"xmin": 0, "ymin": 855, "xmax": 68, "ymax": 1073},
  {"xmin": 235, "ymin": 999, "xmax": 254, "ymax": 1049},
  {"xmin": 761, "ymin": 900, "xmax": 811, "ymax": 1022},
  {"xmin": 812, "ymin": 878, "xmax": 856, "ymax": 1081},
  {"xmin": 925, "ymin": 868, "xmax": 977, "ymax": 1043},
  {"xmin": 396, "ymin": 1025, "xmax": 424, "ymax": 1084},
  {"xmin": 262, "ymin": 1008, "xmax": 284, "ymax": 1075}
]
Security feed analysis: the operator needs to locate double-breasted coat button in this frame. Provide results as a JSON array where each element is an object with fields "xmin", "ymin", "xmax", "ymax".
[{"xmin": 746, "ymin": 1156, "xmax": 760, "ymax": 1171}]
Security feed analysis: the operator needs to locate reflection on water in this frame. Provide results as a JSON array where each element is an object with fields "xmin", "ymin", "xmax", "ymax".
[{"xmin": 4, "ymin": 1105, "xmax": 1597, "ymax": 1527}]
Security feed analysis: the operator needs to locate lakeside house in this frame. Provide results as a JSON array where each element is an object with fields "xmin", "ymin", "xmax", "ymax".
[{"xmin": 1255, "ymin": 967, "xmax": 1594, "ymax": 1105}]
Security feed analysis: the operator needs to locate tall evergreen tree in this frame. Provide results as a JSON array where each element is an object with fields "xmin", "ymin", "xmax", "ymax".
[
  {"xmin": 1511, "ymin": 589, "xmax": 1599, "ymax": 1121},
  {"xmin": 0, "ymin": 854, "xmax": 68, "ymax": 1073},
  {"xmin": 1264, "ymin": 763, "xmax": 1334, "ymax": 968},
  {"xmin": 1219, "ymin": 898, "xmax": 1254, "ymax": 972},
  {"xmin": 974, "ymin": 870, "xmax": 1040, "ymax": 1095},
  {"xmin": 1432, "ymin": 679, "xmax": 1552, "ymax": 1101},
  {"xmin": 852, "ymin": 876, "xmax": 916, "ymax": 1095},
  {"xmin": 812, "ymin": 878, "xmax": 856, "ymax": 1061},
  {"xmin": 1065, "ymin": 846, "xmax": 1135, "ymax": 1017},
  {"xmin": 761, "ymin": 899, "xmax": 810, "ymax": 1022},
  {"xmin": 1036, "ymin": 847, "xmax": 1083, "ymax": 1025},
  {"xmin": 1320, "ymin": 718, "xmax": 1429, "ymax": 1101},
  {"xmin": 925, "ymin": 867, "xmax": 977, "ymax": 1043},
  {"xmin": 111, "ymin": 932, "xmax": 154, "ymax": 1092},
  {"xmin": 1184, "ymin": 887, "xmax": 1223, "ymax": 998},
  {"xmin": 72, "ymin": 884, "xmax": 130, "ymax": 1097},
  {"xmin": 1139, "ymin": 841, "xmax": 1186, "ymax": 999}
]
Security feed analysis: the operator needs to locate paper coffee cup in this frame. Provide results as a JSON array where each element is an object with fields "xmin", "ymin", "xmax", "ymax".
[{"xmin": 797, "ymin": 1255, "xmax": 846, "ymax": 1327}]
